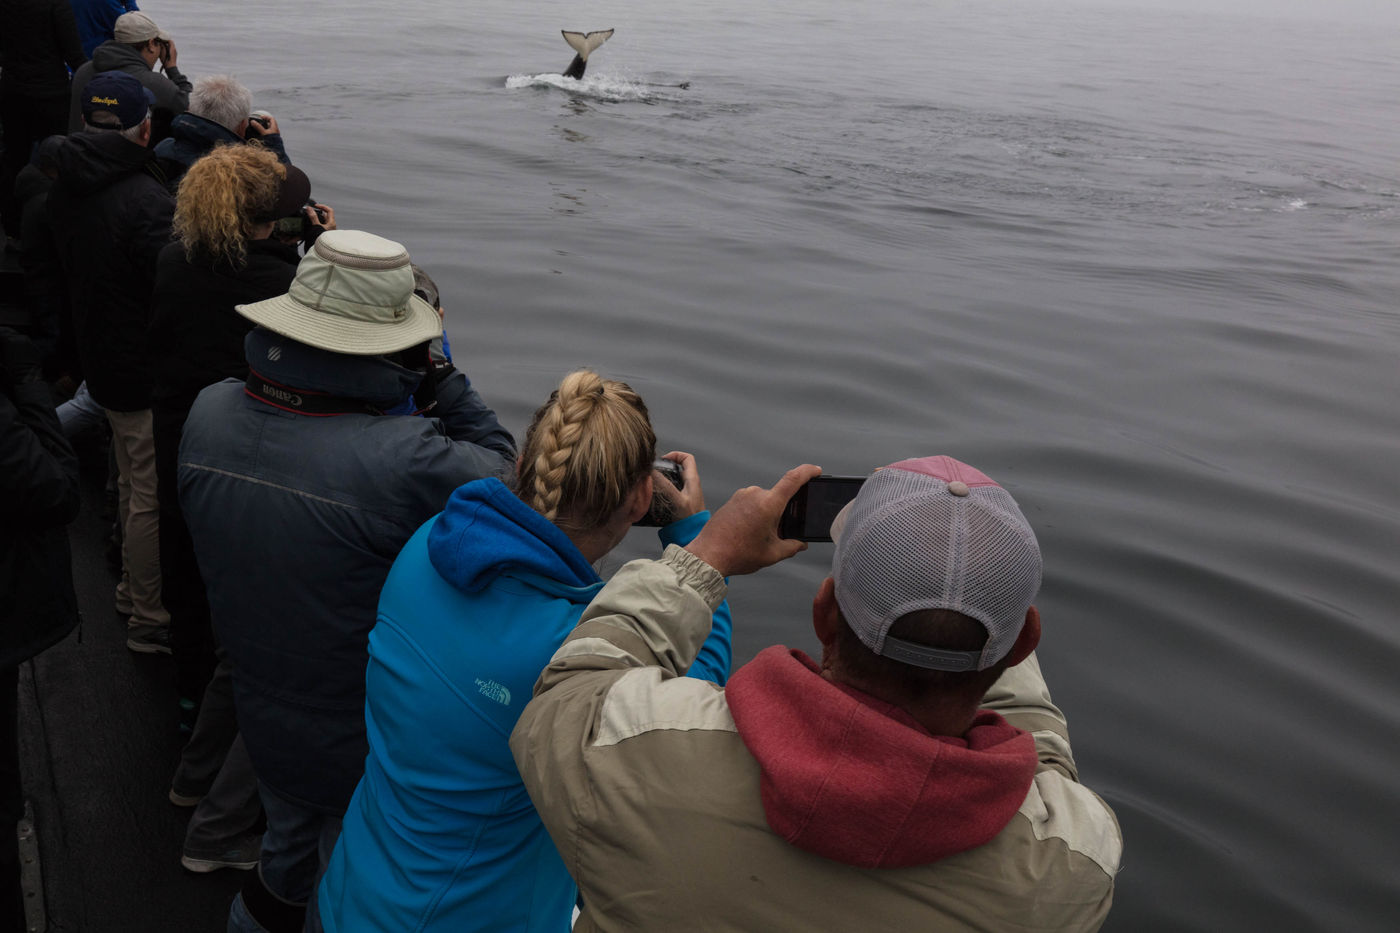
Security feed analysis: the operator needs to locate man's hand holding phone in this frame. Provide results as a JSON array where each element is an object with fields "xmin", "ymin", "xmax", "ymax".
[
  {"xmin": 684, "ymin": 465, "xmax": 820, "ymax": 577},
  {"xmin": 777, "ymin": 475, "xmax": 866, "ymax": 542}
]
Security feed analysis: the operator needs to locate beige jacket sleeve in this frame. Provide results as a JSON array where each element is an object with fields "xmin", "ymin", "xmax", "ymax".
[
  {"xmin": 982, "ymin": 651, "xmax": 1081, "ymax": 780},
  {"xmin": 509, "ymin": 546, "xmax": 728, "ymax": 878}
]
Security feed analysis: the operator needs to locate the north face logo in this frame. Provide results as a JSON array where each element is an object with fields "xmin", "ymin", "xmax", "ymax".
[{"xmin": 475, "ymin": 678, "xmax": 511, "ymax": 705}]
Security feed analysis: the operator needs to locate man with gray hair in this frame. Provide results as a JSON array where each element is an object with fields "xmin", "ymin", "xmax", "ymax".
[
  {"xmin": 511, "ymin": 456, "xmax": 1123, "ymax": 931},
  {"xmin": 68, "ymin": 9, "xmax": 192, "ymax": 141},
  {"xmin": 48, "ymin": 70, "xmax": 174, "ymax": 654},
  {"xmin": 154, "ymin": 74, "xmax": 290, "ymax": 189}
]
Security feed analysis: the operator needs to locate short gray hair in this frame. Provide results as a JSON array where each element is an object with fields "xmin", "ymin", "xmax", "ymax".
[
  {"xmin": 189, "ymin": 75, "xmax": 254, "ymax": 134},
  {"xmin": 86, "ymin": 110, "xmax": 152, "ymax": 141},
  {"xmin": 118, "ymin": 116, "xmax": 151, "ymax": 144}
]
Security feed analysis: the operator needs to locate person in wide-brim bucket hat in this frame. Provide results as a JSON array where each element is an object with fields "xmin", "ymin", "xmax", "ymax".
[{"xmin": 235, "ymin": 229, "xmax": 441, "ymax": 356}]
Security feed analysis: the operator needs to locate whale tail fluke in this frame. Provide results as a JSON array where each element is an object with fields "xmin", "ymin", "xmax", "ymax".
[{"xmin": 561, "ymin": 29, "xmax": 614, "ymax": 80}]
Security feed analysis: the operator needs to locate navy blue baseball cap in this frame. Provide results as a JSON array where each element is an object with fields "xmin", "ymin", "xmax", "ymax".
[{"xmin": 82, "ymin": 72, "xmax": 156, "ymax": 130}]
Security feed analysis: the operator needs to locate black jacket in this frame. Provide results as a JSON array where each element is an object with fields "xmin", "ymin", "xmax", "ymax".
[
  {"xmin": 152, "ymin": 113, "xmax": 290, "ymax": 193},
  {"xmin": 0, "ymin": 0, "xmax": 86, "ymax": 98},
  {"xmin": 47, "ymin": 130, "xmax": 174, "ymax": 412},
  {"xmin": 149, "ymin": 238, "xmax": 301, "ymax": 413},
  {"xmin": 0, "ymin": 332, "xmax": 80, "ymax": 668},
  {"xmin": 14, "ymin": 162, "xmax": 68, "ymax": 370}
]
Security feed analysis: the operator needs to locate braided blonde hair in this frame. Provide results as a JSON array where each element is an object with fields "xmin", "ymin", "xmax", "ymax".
[{"xmin": 517, "ymin": 369, "xmax": 655, "ymax": 531}]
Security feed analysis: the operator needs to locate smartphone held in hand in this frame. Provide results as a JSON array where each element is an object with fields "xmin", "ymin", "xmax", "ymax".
[{"xmin": 778, "ymin": 475, "xmax": 865, "ymax": 542}]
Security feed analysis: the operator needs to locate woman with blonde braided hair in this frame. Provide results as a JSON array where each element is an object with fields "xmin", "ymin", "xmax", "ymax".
[{"xmin": 321, "ymin": 368, "xmax": 734, "ymax": 933}]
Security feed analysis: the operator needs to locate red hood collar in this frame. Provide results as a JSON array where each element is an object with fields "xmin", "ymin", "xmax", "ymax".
[{"xmin": 726, "ymin": 647, "xmax": 1036, "ymax": 869}]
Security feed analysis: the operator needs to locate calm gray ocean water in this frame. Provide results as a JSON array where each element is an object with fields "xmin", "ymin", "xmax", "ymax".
[{"xmin": 159, "ymin": 0, "xmax": 1399, "ymax": 928}]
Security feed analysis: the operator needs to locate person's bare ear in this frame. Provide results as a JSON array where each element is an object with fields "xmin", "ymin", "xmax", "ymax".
[
  {"xmin": 812, "ymin": 578, "xmax": 844, "ymax": 673},
  {"xmin": 623, "ymin": 475, "xmax": 653, "ymax": 524},
  {"xmin": 1006, "ymin": 605, "xmax": 1041, "ymax": 667},
  {"xmin": 812, "ymin": 577, "xmax": 841, "ymax": 646}
]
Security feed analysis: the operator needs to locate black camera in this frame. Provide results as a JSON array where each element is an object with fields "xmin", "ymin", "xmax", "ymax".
[
  {"xmin": 635, "ymin": 458, "xmax": 685, "ymax": 527},
  {"xmin": 273, "ymin": 200, "xmax": 327, "ymax": 238}
]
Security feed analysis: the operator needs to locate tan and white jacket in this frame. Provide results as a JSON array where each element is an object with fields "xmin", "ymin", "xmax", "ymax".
[{"xmin": 511, "ymin": 546, "xmax": 1122, "ymax": 932}]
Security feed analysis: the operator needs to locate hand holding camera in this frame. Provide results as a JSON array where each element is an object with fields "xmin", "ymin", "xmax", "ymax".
[
  {"xmin": 273, "ymin": 200, "xmax": 335, "ymax": 241},
  {"xmin": 660, "ymin": 452, "xmax": 706, "ymax": 518},
  {"xmin": 245, "ymin": 110, "xmax": 280, "ymax": 138},
  {"xmin": 306, "ymin": 201, "xmax": 335, "ymax": 232},
  {"xmin": 157, "ymin": 38, "xmax": 177, "ymax": 69},
  {"xmin": 636, "ymin": 453, "xmax": 706, "ymax": 527}
]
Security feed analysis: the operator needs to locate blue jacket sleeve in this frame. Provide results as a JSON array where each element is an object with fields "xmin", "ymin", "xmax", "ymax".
[
  {"xmin": 429, "ymin": 366, "xmax": 516, "ymax": 461},
  {"xmin": 659, "ymin": 510, "xmax": 732, "ymax": 685},
  {"xmin": 259, "ymin": 133, "xmax": 290, "ymax": 165}
]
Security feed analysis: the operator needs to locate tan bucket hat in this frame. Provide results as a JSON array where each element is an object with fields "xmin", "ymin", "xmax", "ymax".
[{"xmin": 235, "ymin": 230, "xmax": 442, "ymax": 355}]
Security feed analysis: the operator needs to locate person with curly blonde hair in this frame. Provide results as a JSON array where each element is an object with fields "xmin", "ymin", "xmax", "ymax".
[
  {"xmin": 172, "ymin": 144, "xmax": 283, "ymax": 267},
  {"xmin": 320, "ymin": 368, "xmax": 735, "ymax": 933},
  {"xmin": 148, "ymin": 144, "xmax": 335, "ymax": 876}
]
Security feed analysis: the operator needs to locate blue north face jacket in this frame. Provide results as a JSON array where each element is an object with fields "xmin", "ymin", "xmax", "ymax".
[
  {"xmin": 318, "ymin": 477, "xmax": 733, "ymax": 932},
  {"xmin": 178, "ymin": 327, "xmax": 515, "ymax": 814}
]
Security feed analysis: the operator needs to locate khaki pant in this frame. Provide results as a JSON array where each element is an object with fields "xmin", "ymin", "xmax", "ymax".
[{"xmin": 106, "ymin": 409, "xmax": 169, "ymax": 634}]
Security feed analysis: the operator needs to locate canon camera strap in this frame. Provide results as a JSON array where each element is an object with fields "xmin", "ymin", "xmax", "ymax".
[{"xmin": 244, "ymin": 368, "xmax": 385, "ymax": 417}]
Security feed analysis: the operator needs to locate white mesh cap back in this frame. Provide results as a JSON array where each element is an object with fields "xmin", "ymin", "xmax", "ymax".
[{"xmin": 831, "ymin": 456, "xmax": 1042, "ymax": 671}]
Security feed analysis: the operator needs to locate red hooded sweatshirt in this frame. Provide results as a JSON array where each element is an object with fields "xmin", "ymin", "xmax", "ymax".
[{"xmin": 726, "ymin": 647, "xmax": 1037, "ymax": 869}]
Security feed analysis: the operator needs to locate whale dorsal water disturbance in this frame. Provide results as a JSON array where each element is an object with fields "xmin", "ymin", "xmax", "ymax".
[{"xmin": 561, "ymin": 29, "xmax": 614, "ymax": 80}]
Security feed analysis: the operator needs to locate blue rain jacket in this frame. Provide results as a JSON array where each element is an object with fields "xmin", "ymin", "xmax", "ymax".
[{"xmin": 319, "ymin": 476, "xmax": 732, "ymax": 932}]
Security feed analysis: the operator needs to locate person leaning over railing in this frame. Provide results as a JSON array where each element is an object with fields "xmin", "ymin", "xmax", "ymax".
[
  {"xmin": 319, "ymin": 368, "xmax": 734, "ymax": 933},
  {"xmin": 147, "ymin": 143, "xmax": 331, "ymax": 874},
  {"xmin": 178, "ymin": 229, "xmax": 516, "ymax": 933},
  {"xmin": 511, "ymin": 456, "xmax": 1123, "ymax": 932}
]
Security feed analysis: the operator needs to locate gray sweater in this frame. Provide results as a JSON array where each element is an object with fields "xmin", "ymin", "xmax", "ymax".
[{"xmin": 68, "ymin": 39, "xmax": 191, "ymax": 133}]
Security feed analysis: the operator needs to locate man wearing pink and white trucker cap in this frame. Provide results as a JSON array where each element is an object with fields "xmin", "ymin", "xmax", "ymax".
[
  {"xmin": 830, "ymin": 455, "xmax": 1044, "ymax": 673},
  {"xmin": 512, "ymin": 457, "xmax": 1122, "ymax": 932}
]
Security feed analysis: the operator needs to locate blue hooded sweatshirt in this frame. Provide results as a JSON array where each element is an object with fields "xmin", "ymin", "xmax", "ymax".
[{"xmin": 319, "ymin": 477, "xmax": 732, "ymax": 932}]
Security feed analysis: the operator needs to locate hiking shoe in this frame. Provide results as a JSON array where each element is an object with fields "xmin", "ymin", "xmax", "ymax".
[
  {"xmin": 126, "ymin": 628, "xmax": 172, "ymax": 656},
  {"xmin": 181, "ymin": 834, "xmax": 262, "ymax": 873}
]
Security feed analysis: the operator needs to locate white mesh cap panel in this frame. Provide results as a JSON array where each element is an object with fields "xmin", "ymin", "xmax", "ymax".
[{"xmin": 832, "ymin": 464, "xmax": 1042, "ymax": 671}]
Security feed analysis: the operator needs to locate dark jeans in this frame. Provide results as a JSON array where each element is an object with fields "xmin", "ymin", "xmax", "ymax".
[{"xmin": 229, "ymin": 785, "xmax": 340, "ymax": 933}]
